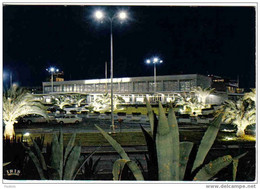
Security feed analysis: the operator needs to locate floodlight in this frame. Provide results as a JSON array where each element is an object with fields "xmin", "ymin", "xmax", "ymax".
[
  {"xmin": 50, "ymin": 67, "xmax": 55, "ymax": 72},
  {"xmin": 119, "ymin": 11, "xmax": 127, "ymax": 20},
  {"xmin": 95, "ymin": 10, "xmax": 104, "ymax": 20},
  {"xmin": 146, "ymin": 59, "xmax": 151, "ymax": 64},
  {"xmin": 153, "ymin": 57, "xmax": 159, "ymax": 63}
]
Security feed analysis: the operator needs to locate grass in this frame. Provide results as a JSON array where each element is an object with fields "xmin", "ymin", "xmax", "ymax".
[
  {"xmin": 17, "ymin": 129, "xmax": 255, "ymax": 147},
  {"xmin": 113, "ymin": 105, "xmax": 180, "ymax": 115},
  {"xmin": 17, "ymin": 131, "xmax": 147, "ymax": 146}
]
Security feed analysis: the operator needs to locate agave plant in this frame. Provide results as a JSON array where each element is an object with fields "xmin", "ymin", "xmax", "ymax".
[
  {"xmin": 24, "ymin": 133, "xmax": 96, "ymax": 180},
  {"xmin": 3, "ymin": 85, "xmax": 48, "ymax": 139},
  {"xmin": 96, "ymin": 99, "xmax": 247, "ymax": 181},
  {"xmin": 142, "ymin": 99, "xmax": 246, "ymax": 181},
  {"xmin": 222, "ymin": 99, "xmax": 256, "ymax": 137}
]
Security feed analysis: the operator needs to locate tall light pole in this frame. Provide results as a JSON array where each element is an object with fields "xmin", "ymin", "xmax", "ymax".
[
  {"xmin": 94, "ymin": 10, "xmax": 128, "ymax": 133},
  {"xmin": 146, "ymin": 57, "xmax": 163, "ymax": 93},
  {"xmin": 46, "ymin": 67, "xmax": 60, "ymax": 93}
]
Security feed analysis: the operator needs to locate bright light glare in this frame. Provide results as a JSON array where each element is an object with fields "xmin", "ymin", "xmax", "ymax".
[
  {"xmin": 119, "ymin": 11, "xmax": 127, "ymax": 20},
  {"xmin": 146, "ymin": 59, "xmax": 151, "ymax": 64},
  {"xmin": 95, "ymin": 10, "xmax": 104, "ymax": 20},
  {"xmin": 50, "ymin": 67, "xmax": 55, "ymax": 72},
  {"xmin": 160, "ymin": 60, "xmax": 163, "ymax": 63},
  {"xmin": 153, "ymin": 57, "xmax": 159, "ymax": 63},
  {"xmin": 56, "ymin": 69, "xmax": 59, "ymax": 72},
  {"xmin": 24, "ymin": 132, "xmax": 30, "ymax": 136}
]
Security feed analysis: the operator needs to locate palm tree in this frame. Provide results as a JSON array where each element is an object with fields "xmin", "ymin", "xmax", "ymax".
[
  {"xmin": 222, "ymin": 99, "xmax": 256, "ymax": 137},
  {"xmin": 176, "ymin": 93, "xmax": 204, "ymax": 116},
  {"xmin": 243, "ymin": 88, "xmax": 256, "ymax": 106},
  {"xmin": 3, "ymin": 85, "xmax": 48, "ymax": 139},
  {"xmin": 91, "ymin": 93, "xmax": 125, "ymax": 112},
  {"xmin": 53, "ymin": 95, "xmax": 72, "ymax": 109},
  {"xmin": 192, "ymin": 86, "xmax": 215, "ymax": 105},
  {"xmin": 72, "ymin": 94, "xmax": 86, "ymax": 107}
]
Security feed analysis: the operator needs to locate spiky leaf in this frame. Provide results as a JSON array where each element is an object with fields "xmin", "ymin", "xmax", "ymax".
[
  {"xmin": 3, "ymin": 162, "xmax": 11, "ymax": 167},
  {"xmin": 232, "ymin": 152, "xmax": 248, "ymax": 181},
  {"xmin": 112, "ymin": 159, "xmax": 129, "ymax": 180},
  {"xmin": 192, "ymin": 113, "xmax": 223, "ymax": 172},
  {"xmin": 179, "ymin": 142, "xmax": 194, "ymax": 180},
  {"xmin": 31, "ymin": 137, "xmax": 47, "ymax": 171},
  {"xmin": 64, "ymin": 133, "xmax": 76, "ymax": 165},
  {"xmin": 156, "ymin": 102, "xmax": 175, "ymax": 180},
  {"xmin": 72, "ymin": 147, "xmax": 99, "ymax": 180},
  {"xmin": 50, "ymin": 134, "xmax": 62, "ymax": 179},
  {"xmin": 112, "ymin": 159, "xmax": 144, "ymax": 181},
  {"xmin": 193, "ymin": 155, "xmax": 232, "ymax": 181},
  {"xmin": 145, "ymin": 97, "xmax": 154, "ymax": 134},
  {"xmin": 96, "ymin": 125, "xmax": 129, "ymax": 160},
  {"xmin": 168, "ymin": 105, "xmax": 180, "ymax": 180},
  {"xmin": 140, "ymin": 126, "xmax": 158, "ymax": 180},
  {"xmin": 95, "ymin": 125, "xmax": 144, "ymax": 180},
  {"xmin": 63, "ymin": 145, "xmax": 81, "ymax": 180},
  {"xmin": 25, "ymin": 146, "xmax": 46, "ymax": 180}
]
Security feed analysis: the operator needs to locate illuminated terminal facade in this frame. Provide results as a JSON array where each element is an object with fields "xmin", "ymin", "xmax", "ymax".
[{"xmin": 42, "ymin": 74, "xmax": 240, "ymax": 104}]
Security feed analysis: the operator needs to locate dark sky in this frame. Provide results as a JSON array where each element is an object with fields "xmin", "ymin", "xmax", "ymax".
[{"xmin": 3, "ymin": 5, "xmax": 256, "ymax": 89}]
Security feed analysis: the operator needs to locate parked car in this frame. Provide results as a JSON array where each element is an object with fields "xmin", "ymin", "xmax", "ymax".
[
  {"xmin": 47, "ymin": 107, "xmax": 66, "ymax": 114},
  {"xmin": 22, "ymin": 114, "xmax": 54, "ymax": 125},
  {"xmin": 55, "ymin": 115, "xmax": 83, "ymax": 124},
  {"xmin": 64, "ymin": 105, "xmax": 81, "ymax": 114}
]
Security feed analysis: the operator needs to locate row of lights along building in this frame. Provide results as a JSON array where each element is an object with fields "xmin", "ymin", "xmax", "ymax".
[{"xmin": 40, "ymin": 73, "xmax": 243, "ymax": 105}]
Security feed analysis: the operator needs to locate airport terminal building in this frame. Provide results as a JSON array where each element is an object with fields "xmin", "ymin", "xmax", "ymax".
[{"xmin": 42, "ymin": 74, "xmax": 239, "ymax": 104}]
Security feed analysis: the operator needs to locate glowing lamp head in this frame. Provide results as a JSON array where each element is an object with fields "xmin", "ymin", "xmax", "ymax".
[
  {"xmin": 146, "ymin": 59, "xmax": 151, "ymax": 64},
  {"xmin": 118, "ymin": 11, "xmax": 127, "ymax": 20},
  {"xmin": 50, "ymin": 67, "xmax": 55, "ymax": 72},
  {"xmin": 159, "ymin": 60, "xmax": 163, "ymax": 63},
  {"xmin": 95, "ymin": 10, "xmax": 104, "ymax": 20},
  {"xmin": 56, "ymin": 69, "xmax": 59, "ymax": 72},
  {"xmin": 153, "ymin": 57, "xmax": 159, "ymax": 63}
]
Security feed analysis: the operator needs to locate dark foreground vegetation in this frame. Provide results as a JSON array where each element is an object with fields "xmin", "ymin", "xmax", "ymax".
[{"xmin": 3, "ymin": 102, "xmax": 255, "ymax": 181}]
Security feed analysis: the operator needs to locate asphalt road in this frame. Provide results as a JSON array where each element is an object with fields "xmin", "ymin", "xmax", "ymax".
[
  {"xmin": 14, "ymin": 117, "xmax": 209, "ymax": 135},
  {"xmin": 14, "ymin": 118, "xmax": 152, "ymax": 134}
]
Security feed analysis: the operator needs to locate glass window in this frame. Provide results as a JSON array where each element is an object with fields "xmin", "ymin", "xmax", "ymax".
[
  {"xmin": 163, "ymin": 80, "xmax": 179, "ymax": 91},
  {"xmin": 113, "ymin": 83, "xmax": 119, "ymax": 92},
  {"xmin": 157, "ymin": 81, "xmax": 163, "ymax": 91},
  {"xmin": 148, "ymin": 81, "xmax": 154, "ymax": 92},
  {"xmin": 95, "ymin": 84, "xmax": 106, "ymax": 92},
  {"xmin": 120, "ymin": 83, "xmax": 130, "ymax": 92},
  {"xmin": 69, "ymin": 85, "xmax": 73, "ymax": 92},
  {"xmin": 190, "ymin": 80, "xmax": 196, "ymax": 88},
  {"xmin": 85, "ymin": 84, "xmax": 94, "ymax": 92},
  {"xmin": 63, "ymin": 85, "xmax": 68, "ymax": 92},
  {"xmin": 180, "ymin": 80, "xmax": 191, "ymax": 91},
  {"xmin": 44, "ymin": 87, "xmax": 51, "ymax": 92},
  {"xmin": 134, "ymin": 81, "xmax": 147, "ymax": 92},
  {"xmin": 53, "ymin": 85, "xmax": 62, "ymax": 92}
]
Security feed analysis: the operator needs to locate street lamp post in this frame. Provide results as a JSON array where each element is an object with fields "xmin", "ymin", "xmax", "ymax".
[
  {"xmin": 146, "ymin": 57, "xmax": 163, "ymax": 93},
  {"xmin": 46, "ymin": 67, "xmax": 60, "ymax": 93},
  {"xmin": 95, "ymin": 10, "xmax": 127, "ymax": 133}
]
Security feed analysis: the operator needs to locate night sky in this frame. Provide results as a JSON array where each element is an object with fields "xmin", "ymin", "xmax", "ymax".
[{"xmin": 3, "ymin": 5, "xmax": 256, "ymax": 89}]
